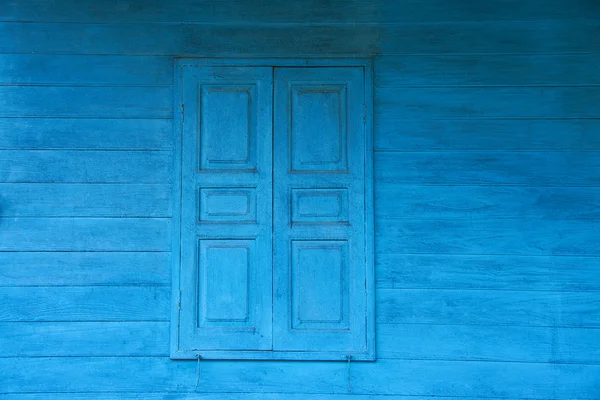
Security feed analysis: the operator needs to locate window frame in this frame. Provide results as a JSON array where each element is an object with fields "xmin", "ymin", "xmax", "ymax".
[{"xmin": 170, "ymin": 58, "xmax": 375, "ymax": 361}]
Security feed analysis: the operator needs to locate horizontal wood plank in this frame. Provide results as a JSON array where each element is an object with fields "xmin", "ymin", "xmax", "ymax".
[
  {"xmin": 1, "ymin": 21, "xmax": 598, "ymax": 56},
  {"xmin": 376, "ymin": 87, "xmax": 600, "ymax": 119},
  {"xmin": 382, "ymin": 20, "xmax": 600, "ymax": 54},
  {"xmin": 0, "ymin": 86, "xmax": 172, "ymax": 118},
  {"xmin": 0, "ymin": 252, "xmax": 169, "ymax": 286},
  {"xmin": 375, "ymin": 151, "xmax": 600, "ymax": 186},
  {"xmin": 376, "ymin": 254, "xmax": 600, "ymax": 291},
  {"xmin": 0, "ymin": 218, "xmax": 170, "ymax": 251},
  {"xmin": 0, "ymin": 150, "xmax": 171, "ymax": 183},
  {"xmin": 0, "ymin": 286, "xmax": 169, "ymax": 322},
  {"xmin": 375, "ymin": 185, "xmax": 600, "ymax": 220},
  {"xmin": 0, "ymin": 54, "xmax": 172, "ymax": 85},
  {"xmin": 2, "ymin": 321, "xmax": 598, "ymax": 364},
  {"xmin": 0, "ymin": 357, "xmax": 597, "ymax": 398},
  {"xmin": 1, "ymin": 395, "xmax": 567, "ymax": 400},
  {"xmin": 376, "ymin": 289, "xmax": 600, "ymax": 327},
  {"xmin": 375, "ymin": 119, "xmax": 600, "ymax": 151},
  {"xmin": 376, "ymin": 218, "xmax": 600, "ymax": 256},
  {"xmin": 0, "ymin": 118, "xmax": 172, "ymax": 150},
  {"xmin": 2, "ymin": 0, "xmax": 597, "ymax": 23},
  {"xmin": 0, "ymin": 321, "xmax": 169, "ymax": 357},
  {"xmin": 0, "ymin": 183, "xmax": 171, "ymax": 217},
  {"xmin": 378, "ymin": 324, "xmax": 600, "ymax": 364},
  {"xmin": 376, "ymin": 54, "xmax": 600, "ymax": 86},
  {"xmin": 0, "ymin": 23, "xmax": 381, "ymax": 56}
]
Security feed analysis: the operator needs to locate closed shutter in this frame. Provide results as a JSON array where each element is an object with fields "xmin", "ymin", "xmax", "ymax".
[
  {"xmin": 272, "ymin": 67, "xmax": 369, "ymax": 357},
  {"xmin": 173, "ymin": 61, "xmax": 374, "ymax": 361},
  {"xmin": 178, "ymin": 66, "xmax": 273, "ymax": 352}
]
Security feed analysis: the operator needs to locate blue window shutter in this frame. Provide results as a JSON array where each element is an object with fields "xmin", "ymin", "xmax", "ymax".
[
  {"xmin": 173, "ymin": 61, "xmax": 375, "ymax": 360},
  {"xmin": 176, "ymin": 65, "xmax": 273, "ymax": 356},
  {"xmin": 272, "ymin": 67, "xmax": 374, "ymax": 360}
]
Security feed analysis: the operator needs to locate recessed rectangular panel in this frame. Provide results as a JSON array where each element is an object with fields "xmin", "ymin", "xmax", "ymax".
[
  {"xmin": 290, "ymin": 85, "xmax": 348, "ymax": 172},
  {"xmin": 291, "ymin": 189, "xmax": 348, "ymax": 223},
  {"xmin": 291, "ymin": 240, "xmax": 349, "ymax": 329},
  {"xmin": 199, "ymin": 85, "xmax": 256, "ymax": 170},
  {"xmin": 199, "ymin": 188, "xmax": 256, "ymax": 222},
  {"xmin": 198, "ymin": 240, "xmax": 254, "ymax": 327}
]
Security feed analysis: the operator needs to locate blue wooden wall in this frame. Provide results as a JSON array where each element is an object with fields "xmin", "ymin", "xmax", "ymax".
[{"xmin": 1, "ymin": 0, "xmax": 599, "ymax": 398}]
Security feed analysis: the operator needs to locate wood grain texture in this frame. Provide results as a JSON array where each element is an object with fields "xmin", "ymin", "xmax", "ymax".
[
  {"xmin": 0, "ymin": 357, "xmax": 598, "ymax": 398},
  {"xmin": 0, "ymin": 54, "xmax": 172, "ymax": 85},
  {"xmin": 0, "ymin": 322, "xmax": 169, "ymax": 357},
  {"xmin": 376, "ymin": 289, "xmax": 600, "ymax": 327},
  {"xmin": 375, "ymin": 185, "xmax": 600, "ymax": 220},
  {"xmin": 376, "ymin": 87, "xmax": 600, "ymax": 119},
  {"xmin": 0, "ymin": 252, "xmax": 169, "ymax": 286},
  {"xmin": 375, "ymin": 151, "xmax": 600, "ymax": 186},
  {"xmin": 0, "ymin": 183, "xmax": 171, "ymax": 217},
  {"xmin": 375, "ymin": 119, "xmax": 600, "ymax": 151},
  {"xmin": 0, "ymin": 23, "xmax": 382, "ymax": 56},
  {"xmin": 376, "ymin": 254, "xmax": 600, "ymax": 291},
  {"xmin": 0, "ymin": 118, "xmax": 172, "ymax": 150},
  {"xmin": 376, "ymin": 54, "xmax": 600, "ymax": 87},
  {"xmin": 376, "ymin": 218, "xmax": 600, "ymax": 256},
  {"xmin": 2, "ymin": 0, "xmax": 598, "ymax": 23},
  {"xmin": 0, "ymin": 218, "xmax": 170, "ymax": 251},
  {"xmin": 0, "ymin": 150, "xmax": 171, "ymax": 183},
  {"xmin": 382, "ymin": 20, "xmax": 600, "ymax": 54},
  {"xmin": 0, "ymin": 286, "xmax": 169, "ymax": 321},
  {"xmin": 3, "ymin": 321, "xmax": 598, "ymax": 364},
  {"xmin": 4, "ymin": 395, "xmax": 582, "ymax": 400},
  {"xmin": 1, "ymin": 20, "xmax": 598, "ymax": 56},
  {"xmin": 377, "ymin": 324, "xmax": 600, "ymax": 363},
  {"xmin": 0, "ymin": 86, "xmax": 172, "ymax": 118}
]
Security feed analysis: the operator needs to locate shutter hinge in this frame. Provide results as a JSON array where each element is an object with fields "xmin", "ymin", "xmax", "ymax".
[
  {"xmin": 177, "ymin": 290, "xmax": 182, "ymax": 311},
  {"xmin": 363, "ymin": 104, "xmax": 367, "ymax": 123},
  {"xmin": 181, "ymin": 103, "xmax": 185, "ymax": 123}
]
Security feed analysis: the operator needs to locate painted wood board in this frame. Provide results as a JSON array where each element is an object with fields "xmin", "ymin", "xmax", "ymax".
[
  {"xmin": 1, "ymin": 0, "xmax": 597, "ymax": 23},
  {"xmin": 375, "ymin": 119, "xmax": 600, "ymax": 151},
  {"xmin": 0, "ymin": 54, "xmax": 172, "ymax": 85},
  {"xmin": 0, "ymin": 321, "xmax": 170, "ymax": 357},
  {"xmin": 0, "ymin": 252, "xmax": 169, "ymax": 286},
  {"xmin": 375, "ymin": 151, "xmax": 600, "ymax": 186},
  {"xmin": 376, "ymin": 218, "xmax": 600, "ymax": 256},
  {"xmin": 3, "ymin": 321, "xmax": 599, "ymax": 364},
  {"xmin": 376, "ymin": 54, "xmax": 600, "ymax": 87},
  {"xmin": 0, "ymin": 86, "xmax": 172, "ymax": 118},
  {"xmin": 0, "ymin": 286, "xmax": 169, "ymax": 322},
  {"xmin": 0, "ymin": 183, "xmax": 171, "ymax": 217},
  {"xmin": 376, "ymin": 289, "xmax": 600, "ymax": 327},
  {"xmin": 0, "ymin": 357, "xmax": 598, "ymax": 398},
  {"xmin": 0, "ymin": 218, "xmax": 170, "ymax": 251},
  {"xmin": 0, "ymin": 118, "xmax": 172, "ymax": 150},
  {"xmin": 2, "ymin": 21, "xmax": 598, "ymax": 56},
  {"xmin": 376, "ymin": 254, "xmax": 600, "ymax": 291},
  {"xmin": 376, "ymin": 87, "xmax": 600, "ymax": 119},
  {"xmin": 375, "ymin": 185, "xmax": 600, "ymax": 220},
  {"xmin": 0, "ymin": 150, "xmax": 171, "ymax": 183}
]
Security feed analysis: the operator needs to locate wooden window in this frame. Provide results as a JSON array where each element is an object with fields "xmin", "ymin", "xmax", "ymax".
[{"xmin": 171, "ymin": 59, "xmax": 375, "ymax": 361}]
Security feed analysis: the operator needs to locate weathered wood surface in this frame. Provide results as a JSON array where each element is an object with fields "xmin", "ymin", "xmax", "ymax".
[
  {"xmin": 0, "ymin": 86, "xmax": 172, "ymax": 118},
  {"xmin": 1, "ymin": 21, "xmax": 598, "ymax": 56},
  {"xmin": 2, "ymin": 321, "xmax": 598, "ymax": 364},
  {"xmin": 2, "ymin": 0, "xmax": 598, "ymax": 23},
  {"xmin": 0, "ymin": 218, "xmax": 170, "ymax": 251},
  {"xmin": 0, "ymin": 252, "xmax": 169, "ymax": 286},
  {"xmin": 0, "ymin": 118, "xmax": 172, "ymax": 150},
  {"xmin": 376, "ymin": 185, "xmax": 600, "ymax": 220},
  {"xmin": 0, "ymin": 184, "xmax": 171, "ymax": 217},
  {"xmin": 0, "ymin": 150, "xmax": 171, "ymax": 183},
  {"xmin": 0, "ymin": 357, "xmax": 598, "ymax": 398}
]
